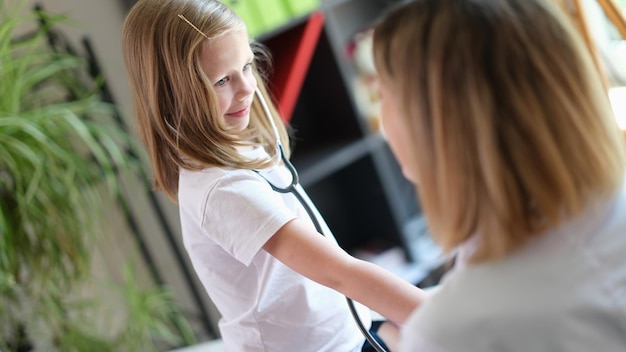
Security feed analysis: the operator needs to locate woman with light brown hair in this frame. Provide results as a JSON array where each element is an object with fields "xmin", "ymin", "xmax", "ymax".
[{"xmin": 373, "ymin": 0, "xmax": 626, "ymax": 350}]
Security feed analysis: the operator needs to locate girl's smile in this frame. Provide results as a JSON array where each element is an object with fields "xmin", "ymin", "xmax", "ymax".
[{"xmin": 226, "ymin": 105, "xmax": 250, "ymax": 118}]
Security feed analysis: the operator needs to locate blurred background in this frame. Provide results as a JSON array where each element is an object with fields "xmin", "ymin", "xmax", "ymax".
[{"xmin": 1, "ymin": 0, "xmax": 624, "ymax": 351}]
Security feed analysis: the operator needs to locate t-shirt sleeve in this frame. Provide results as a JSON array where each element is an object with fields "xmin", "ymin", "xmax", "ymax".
[{"xmin": 200, "ymin": 171, "xmax": 297, "ymax": 266}]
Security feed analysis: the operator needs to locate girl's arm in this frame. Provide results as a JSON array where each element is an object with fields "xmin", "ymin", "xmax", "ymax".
[{"xmin": 263, "ymin": 218, "xmax": 428, "ymax": 325}]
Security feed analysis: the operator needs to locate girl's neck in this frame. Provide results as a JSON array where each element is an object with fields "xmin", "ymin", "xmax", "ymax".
[{"xmin": 236, "ymin": 143, "xmax": 257, "ymax": 153}]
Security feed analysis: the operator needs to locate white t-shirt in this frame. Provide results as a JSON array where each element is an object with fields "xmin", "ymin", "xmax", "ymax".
[
  {"xmin": 178, "ymin": 147, "xmax": 370, "ymax": 351},
  {"xmin": 401, "ymin": 178, "xmax": 626, "ymax": 352}
]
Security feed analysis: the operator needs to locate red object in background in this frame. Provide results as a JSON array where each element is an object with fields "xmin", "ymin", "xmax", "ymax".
[{"xmin": 263, "ymin": 11, "xmax": 325, "ymax": 123}]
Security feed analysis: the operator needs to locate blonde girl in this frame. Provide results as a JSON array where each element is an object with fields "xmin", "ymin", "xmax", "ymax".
[{"xmin": 123, "ymin": 0, "xmax": 426, "ymax": 351}]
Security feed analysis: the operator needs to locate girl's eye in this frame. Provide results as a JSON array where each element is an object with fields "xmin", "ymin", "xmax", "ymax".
[
  {"xmin": 243, "ymin": 63, "xmax": 252, "ymax": 72},
  {"xmin": 215, "ymin": 77, "xmax": 229, "ymax": 87}
]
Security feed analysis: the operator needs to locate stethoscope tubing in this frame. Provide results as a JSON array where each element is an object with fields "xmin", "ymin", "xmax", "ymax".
[{"xmin": 253, "ymin": 89, "xmax": 388, "ymax": 352}]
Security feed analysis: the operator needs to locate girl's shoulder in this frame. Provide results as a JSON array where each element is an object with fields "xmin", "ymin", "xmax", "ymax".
[{"xmin": 179, "ymin": 166, "xmax": 261, "ymax": 192}]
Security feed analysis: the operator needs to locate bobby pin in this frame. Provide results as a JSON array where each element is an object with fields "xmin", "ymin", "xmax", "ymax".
[{"xmin": 178, "ymin": 14, "xmax": 209, "ymax": 40}]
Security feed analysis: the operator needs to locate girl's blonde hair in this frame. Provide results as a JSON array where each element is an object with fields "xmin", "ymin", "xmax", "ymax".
[
  {"xmin": 122, "ymin": 0, "xmax": 290, "ymax": 202},
  {"xmin": 373, "ymin": 0, "xmax": 626, "ymax": 262}
]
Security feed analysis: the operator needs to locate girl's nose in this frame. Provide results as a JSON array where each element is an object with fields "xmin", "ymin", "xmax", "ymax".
[
  {"xmin": 236, "ymin": 91, "xmax": 249, "ymax": 102},
  {"xmin": 236, "ymin": 76, "xmax": 256, "ymax": 101}
]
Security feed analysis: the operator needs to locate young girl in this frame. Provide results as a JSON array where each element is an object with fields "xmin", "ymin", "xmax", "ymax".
[
  {"xmin": 373, "ymin": 0, "xmax": 626, "ymax": 351},
  {"xmin": 122, "ymin": 0, "xmax": 426, "ymax": 351}
]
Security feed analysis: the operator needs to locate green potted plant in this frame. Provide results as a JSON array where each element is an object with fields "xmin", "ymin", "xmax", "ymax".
[{"xmin": 0, "ymin": 3, "xmax": 194, "ymax": 351}]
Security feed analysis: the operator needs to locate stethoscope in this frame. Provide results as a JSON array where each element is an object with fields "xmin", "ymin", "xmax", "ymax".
[{"xmin": 253, "ymin": 88, "xmax": 389, "ymax": 352}]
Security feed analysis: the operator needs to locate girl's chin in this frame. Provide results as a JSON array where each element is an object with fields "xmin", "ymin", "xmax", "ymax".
[{"xmin": 225, "ymin": 115, "xmax": 250, "ymax": 131}]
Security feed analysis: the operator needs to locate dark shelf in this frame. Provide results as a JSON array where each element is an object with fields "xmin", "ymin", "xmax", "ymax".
[
  {"xmin": 293, "ymin": 133, "xmax": 384, "ymax": 186},
  {"xmin": 285, "ymin": 27, "xmax": 364, "ymax": 145},
  {"xmin": 261, "ymin": 11, "xmax": 325, "ymax": 122},
  {"xmin": 305, "ymin": 153, "xmax": 404, "ymax": 253},
  {"xmin": 260, "ymin": 0, "xmax": 437, "ymax": 267}
]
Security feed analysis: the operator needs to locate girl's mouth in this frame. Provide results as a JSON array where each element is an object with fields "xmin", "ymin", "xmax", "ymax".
[{"xmin": 227, "ymin": 106, "xmax": 250, "ymax": 118}]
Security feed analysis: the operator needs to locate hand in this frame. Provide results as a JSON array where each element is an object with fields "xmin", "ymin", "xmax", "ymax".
[{"xmin": 376, "ymin": 321, "xmax": 400, "ymax": 352}]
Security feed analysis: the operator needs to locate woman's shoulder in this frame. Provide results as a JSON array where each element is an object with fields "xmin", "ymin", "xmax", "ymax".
[
  {"xmin": 403, "ymin": 254, "xmax": 626, "ymax": 350},
  {"xmin": 403, "ymin": 203, "xmax": 626, "ymax": 350}
]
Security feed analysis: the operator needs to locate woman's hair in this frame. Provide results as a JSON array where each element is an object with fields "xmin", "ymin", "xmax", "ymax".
[
  {"xmin": 373, "ymin": 0, "xmax": 626, "ymax": 262},
  {"xmin": 122, "ymin": 0, "xmax": 290, "ymax": 202}
]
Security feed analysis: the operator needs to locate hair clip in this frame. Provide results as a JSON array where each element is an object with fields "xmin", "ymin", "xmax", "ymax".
[{"xmin": 178, "ymin": 14, "xmax": 209, "ymax": 40}]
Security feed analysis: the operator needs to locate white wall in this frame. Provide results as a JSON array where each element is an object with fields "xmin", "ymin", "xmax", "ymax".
[{"xmin": 22, "ymin": 0, "xmax": 221, "ymax": 343}]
